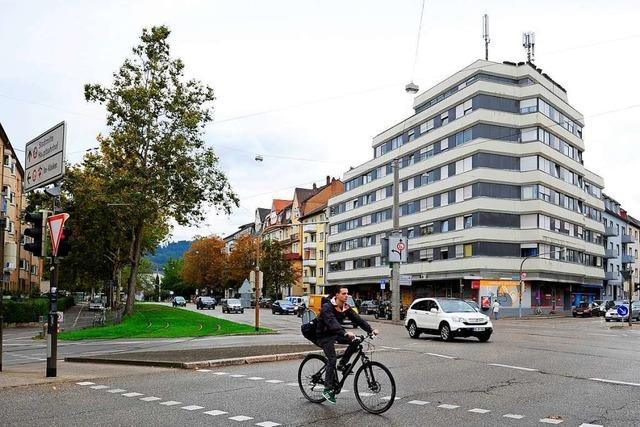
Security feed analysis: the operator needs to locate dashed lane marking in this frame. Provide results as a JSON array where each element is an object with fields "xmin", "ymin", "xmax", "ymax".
[
  {"xmin": 159, "ymin": 401, "xmax": 182, "ymax": 406},
  {"xmin": 286, "ymin": 383, "xmax": 298, "ymax": 386},
  {"xmin": 381, "ymin": 396, "xmax": 401, "ymax": 401},
  {"xmin": 579, "ymin": 424, "xmax": 603, "ymax": 427},
  {"xmin": 469, "ymin": 408, "xmax": 491, "ymax": 414},
  {"xmin": 425, "ymin": 352, "xmax": 457, "ymax": 360},
  {"xmin": 438, "ymin": 404, "xmax": 460, "ymax": 409},
  {"xmin": 381, "ymin": 346, "xmax": 401, "ymax": 350},
  {"xmin": 122, "ymin": 392, "xmax": 144, "ymax": 397},
  {"xmin": 204, "ymin": 410, "xmax": 228, "ymax": 416},
  {"xmin": 76, "ymin": 382, "xmax": 95, "ymax": 386},
  {"xmin": 247, "ymin": 377, "xmax": 265, "ymax": 380},
  {"xmin": 489, "ymin": 363, "xmax": 538, "ymax": 372},
  {"xmin": 196, "ymin": 369, "xmax": 211, "ymax": 372},
  {"xmin": 408, "ymin": 400, "xmax": 429, "ymax": 405},
  {"xmin": 504, "ymin": 414, "xmax": 525, "ymax": 419},
  {"xmin": 589, "ymin": 377, "xmax": 640, "ymax": 387},
  {"xmin": 229, "ymin": 415, "xmax": 254, "ymax": 421},
  {"xmin": 90, "ymin": 385, "xmax": 109, "ymax": 390},
  {"xmin": 265, "ymin": 380, "xmax": 283, "ymax": 384},
  {"xmin": 106, "ymin": 389, "xmax": 127, "ymax": 393},
  {"xmin": 181, "ymin": 405, "xmax": 204, "ymax": 411},
  {"xmin": 540, "ymin": 418, "xmax": 563, "ymax": 424},
  {"xmin": 213, "ymin": 372, "xmax": 227, "ymax": 375},
  {"xmin": 140, "ymin": 397, "xmax": 162, "ymax": 402},
  {"xmin": 256, "ymin": 422, "xmax": 281, "ymax": 427},
  {"xmin": 230, "ymin": 374, "xmax": 246, "ymax": 378}
]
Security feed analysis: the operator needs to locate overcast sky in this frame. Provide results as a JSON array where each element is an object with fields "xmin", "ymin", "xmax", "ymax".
[{"xmin": 1, "ymin": 0, "xmax": 639, "ymax": 242}]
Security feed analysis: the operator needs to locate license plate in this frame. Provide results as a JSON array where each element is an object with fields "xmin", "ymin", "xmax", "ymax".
[{"xmin": 473, "ymin": 327, "xmax": 485, "ymax": 331}]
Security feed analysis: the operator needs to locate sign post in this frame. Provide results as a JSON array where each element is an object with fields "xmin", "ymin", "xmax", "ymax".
[{"xmin": 24, "ymin": 122, "xmax": 66, "ymax": 193}]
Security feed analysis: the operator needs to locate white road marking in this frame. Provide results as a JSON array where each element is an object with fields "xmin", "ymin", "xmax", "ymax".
[
  {"xmin": 122, "ymin": 392, "xmax": 144, "ymax": 397},
  {"xmin": 196, "ymin": 369, "xmax": 211, "ymax": 372},
  {"xmin": 181, "ymin": 405, "xmax": 204, "ymax": 411},
  {"xmin": 106, "ymin": 389, "xmax": 126, "ymax": 393},
  {"xmin": 504, "ymin": 414, "xmax": 525, "ymax": 419},
  {"xmin": 579, "ymin": 424, "xmax": 603, "ymax": 427},
  {"xmin": 230, "ymin": 374, "xmax": 246, "ymax": 378},
  {"xmin": 229, "ymin": 415, "xmax": 254, "ymax": 421},
  {"xmin": 255, "ymin": 422, "xmax": 281, "ymax": 427},
  {"xmin": 76, "ymin": 382, "xmax": 95, "ymax": 386},
  {"xmin": 286, "ymin": 383, "xmax": 298, "ymax": 386},
  {"xmin": 438, "ymin": 404, "xmax": 460, "ymax": 409},
  {"xmin": 381, "ymin": 346, "xmax": 401, "ymax": 350},
  {"xmin": 90, "ymin": 385, "xmax": 109, "ymax": 390},
  {"xmin": 340, "ymin": 389, "xmax": 349, "ymax": 393},
  {"xmin": 247, "ymin": 377, "xmax": 264, "ymax": 380},
  {"xmin": 359, "ymin": 392, "xmax": 373, "ymax": 397},
  {"xmin": 589, "ymin": 377, "xmax": 640, "ymax": 387},
  {"xmin": 159, "ymin": 401, "xmax": 182, "ymax": 406},
  {"xmin": 213, "ymin": 372, "xmax": 227, "ymax": 375},
  {"xmin": 381, "ymin": 396, "xmax": 401, "ymax": 401},
  {"xmin": 469, "ymin": 408, "xmax": 491, "ymax": 414},
  {"xmin": 489, "ymin": 363, "xmax": 538, "ymax": 372},
  {"xmin": 265, "ymin": 380, "xmax": 284, "ymax": 384},
  {"xmin": 204, "ymin": 410, "xmax": 228, "ymax": 416},
  {"xmin": 140, "ymin": 397, "xmax": 162, "ymax": 402},
  {"xmin": 408, "ymin": 400, "xmax": 429, "ymax": 405},
  {"xmin": 5, "ymin": 353, "xmax": 46, "ymax": 361},
  {"xmin": 540, "ymin": 418, "xmax": 563, "ymax": 424},
  {"xmin": 425, "ymin": 352, "xmax": 457, "ymax": 360}
]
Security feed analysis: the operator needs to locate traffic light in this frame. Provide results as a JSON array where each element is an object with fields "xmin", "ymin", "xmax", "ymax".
[
  {"xmin": 56, "ymin": 227, "xmax": 72, "ymax": 257},
  {"xmin": 635, "ymin": 283, "xmax": 640, "ymax": 292},
  {"xmin": 24, "ymin": 211, "xmax": 47, "ymax": 257}
]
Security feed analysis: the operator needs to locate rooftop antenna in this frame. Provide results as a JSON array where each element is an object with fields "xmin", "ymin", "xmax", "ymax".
[
  {"xmin": 482, "ymin": 14, "xmax": 490, "ymax": 60},
  {"xmin": 405, "ymin": 0, "xmax": 426, "ymax": 94},
  {"xmin": 522, "ymin": 32, "xmax": 535, "ymax": 62}
]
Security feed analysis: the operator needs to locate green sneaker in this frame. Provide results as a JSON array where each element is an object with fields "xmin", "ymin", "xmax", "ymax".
[{"xmin": 322, "ymin": 388, "xmax": 336, "ymax": 404}]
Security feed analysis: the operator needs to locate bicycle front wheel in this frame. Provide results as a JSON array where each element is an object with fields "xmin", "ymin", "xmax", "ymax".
[
  {"xmin": 298, "ymin": 354, "xmax": 327, "ymax": 403},
  {"xmin": 354, "ymin": 361, "xmax": 396, "ymax": 414}
]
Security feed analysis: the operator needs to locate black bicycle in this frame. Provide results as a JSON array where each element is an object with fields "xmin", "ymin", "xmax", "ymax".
[{"xmin": 297, "ymin": 334, "xmax": 396, "ymax": 414}]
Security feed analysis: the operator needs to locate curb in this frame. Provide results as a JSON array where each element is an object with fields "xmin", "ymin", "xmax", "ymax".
[{"xmin": 65, "ymin": 349, "xmax": 323, "ymax": 370}]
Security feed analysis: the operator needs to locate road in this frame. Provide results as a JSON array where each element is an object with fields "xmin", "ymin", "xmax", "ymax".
[{"xmin": 1, "ymin": 311, "xmax": 640, "ymax": 426}]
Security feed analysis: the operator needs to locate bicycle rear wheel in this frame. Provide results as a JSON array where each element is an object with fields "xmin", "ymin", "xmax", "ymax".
[
  {"xmin": 298, "ymin": 354, "xmax": 327, "ymax": 403},
  {"xmin": 354, "ymin": 361, "xmax": 396, "ymax": 414}
]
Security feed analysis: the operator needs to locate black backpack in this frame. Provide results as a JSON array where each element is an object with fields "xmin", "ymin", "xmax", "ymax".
[{"xmin": 300, "ymin": 309, "xmax": 318, "ymax": 342}]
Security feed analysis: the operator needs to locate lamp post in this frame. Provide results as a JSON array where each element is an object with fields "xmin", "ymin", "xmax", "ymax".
[{"xmin": 518, "ymin": 248, "xmax": 565, "ymax": 318}]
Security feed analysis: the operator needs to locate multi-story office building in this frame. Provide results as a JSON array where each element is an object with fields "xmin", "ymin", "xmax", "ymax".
[
  {"xmin": 602, "ymin": 194, "xmax": 637, "ymax": 299},
  {"xmin": 327, "ymin": 59, "xmax": 606, "ymax": 315},
  {"xmin": 0, "ymin": 123, "xmax": 44, "ymax": 294}
]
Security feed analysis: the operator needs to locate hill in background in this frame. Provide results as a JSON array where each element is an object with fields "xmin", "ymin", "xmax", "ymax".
[{"xmin": 147, "ymin": 240, "xmax": 192, "ymax": 268}]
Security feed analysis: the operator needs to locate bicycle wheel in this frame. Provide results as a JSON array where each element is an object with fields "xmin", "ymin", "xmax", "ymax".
[
  {"xmin": 298, "ymin": 354, "xmax": 328, "ymax": 403},
  {"xmin": 354, "ymin": 361, "xmax": 396, "ymax": 414}
]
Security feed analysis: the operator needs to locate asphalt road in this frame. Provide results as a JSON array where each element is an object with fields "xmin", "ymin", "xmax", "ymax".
[{"xmin": 2, "ymin": 312, "xmax": 640, "ymax": 426}]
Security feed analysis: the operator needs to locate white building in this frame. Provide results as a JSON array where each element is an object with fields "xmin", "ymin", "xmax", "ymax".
[{"xmin": 326, "ymin": 59, "xmax": 606, "ymax": 315}]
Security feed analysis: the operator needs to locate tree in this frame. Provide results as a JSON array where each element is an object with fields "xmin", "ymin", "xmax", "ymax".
[
  {"xmin": 259, "ymin": 239, "xmax": 298, "ymax": 300},
  {"xmin": 181, "ymin": 236, "xmax": 227, "ymax": 296},
  {"xmin": 226, "ymin": 235, "xmax": 257, "ymax": 288},
  {"xmin": 84, "ymin": 26, "xmax": 238, "ymax": 315}
]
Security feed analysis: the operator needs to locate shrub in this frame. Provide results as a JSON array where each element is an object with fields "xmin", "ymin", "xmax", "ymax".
[{"xmin": 1, "ymin": 296, "xmax": 74, "ymax": 323}]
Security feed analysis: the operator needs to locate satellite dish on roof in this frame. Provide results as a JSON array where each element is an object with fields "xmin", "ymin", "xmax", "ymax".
[{"xmin": 405, "ymin": 82, "xmax": 419, "ymax": 94}]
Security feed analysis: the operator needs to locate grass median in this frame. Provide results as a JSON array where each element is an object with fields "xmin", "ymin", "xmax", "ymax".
[{"xmin": 60, "ymin": 303, "xmax": 273, "ymax": 340}]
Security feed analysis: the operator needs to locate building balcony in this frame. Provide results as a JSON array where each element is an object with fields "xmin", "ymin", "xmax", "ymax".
[
  {"xmin": 622, "ymin": 234, "xmax": 636, "ymax": 244},
  {"xmin": 283, "ymin": 252, "xmax": 302, "ymax": 261},
  {"xmin": 622, "ymin": 254, "xmax": 635, "ymax": 265},
  {"xmin": 303, "ymin": 241, "xmax": 317, "ymax": 250},
  {"xmin": 603, "ymin": 249, "xmax": 617, "ymax": 259},
  {"xmin": 605, "ymin": 271, "xmax": 620, "ymax": 282},
  {"xmin": 604, "ymin": 226, "xmax": 618, "ymax": 237},
  {"xmin": 303, "ymin": 258, "xmax": 317, "ymax": 267},
  {"xmin": 303, "ymin": 276, "xmax": 317, "ymax": 284},
  {"xmin": 303, "ymin": 224, "xmax": 317, "ymax": 233}
]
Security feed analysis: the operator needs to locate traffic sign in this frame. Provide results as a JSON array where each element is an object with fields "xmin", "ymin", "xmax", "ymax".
[
  {"xmin": 379, "ymin": 279, "xmax": 386, "ymax": 290},
  {"xmin": 520, "ymin": 272, "xmax": 527, "ymax": 280},
  {"xmin": 617, "ymin": 305, "xmax": 629, "ymax": 317},
  {"xmin": 400, "ymin": 275, "xmax": 412, "ymax": 287},
  {"xmin": 47, "ymin": 213, "xmax": 69, "ymax": 257},
  {"xmin": 24, "ymin": 122, "xmax": 66, "ymax": 192},
  {"xmin": 388, "ymin": 236, "xmax": 408, "ymax": 263}
]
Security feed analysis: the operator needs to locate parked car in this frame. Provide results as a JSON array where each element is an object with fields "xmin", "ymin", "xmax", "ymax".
[
  {"xmin": 172, "ymin": 296, "xmax": 187, "ymax": 307},
  {"xmin": 572, "ymin": 302, "xmax": 595, "ymax": 317},
  {"xmin": 605, "ymin": 301, "xmax": 640, "ymax": 322},
  {"xmin": 284, "ymin": 296, "xmax": 308, "ymax": 316},
  {"xmin": 360, "ymin": 300, "xmax": 379, "ymax": 315},
  {"xmin": 259, "ymin": 297, "xmax": 272, "ymax": 308},
  {"xmin": 89, "ymin": 298, "xmax": 105, "ymax": 311},
  {"xmin": 404, "ymin": 298, "xmax": 493, "ymax": 342},
  {"xmin": 591, "ymin": 299, "xmax": 608, "ymax": 316},
  {"xmin": 196, "ymin": 296, "xmax": 216, "ymax": 310},
  {"xmin": 272, "ymin": 299, "xmax": 296, "ymax": 315},
  {"xmin": 374, "ymin": 301, "xmax": 407, "ymax": 320},
  {"xmin": 221, "ymin": 298, "xmax": 244, "ymax": 314}
]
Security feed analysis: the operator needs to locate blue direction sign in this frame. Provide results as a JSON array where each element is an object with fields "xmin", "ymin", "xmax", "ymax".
[{"xmin": 617, "ymin": 305, "xmax": 629, "ymax": 317}]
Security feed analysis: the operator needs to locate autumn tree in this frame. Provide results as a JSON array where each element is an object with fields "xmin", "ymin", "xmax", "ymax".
[
  {"xmin": 259, "ymin": 239, "xmax": 298, "ymax": 300},
  {"xmin": 226, "ymin": 235, "xmax": 258, "ymax": 288},
  {"xmin": 181, "ymin": 236, "xmax": 228, "ymax": 296},
  {"xmin": 84, "ymin": 26, "xmax": 238, "ymax": 314}
]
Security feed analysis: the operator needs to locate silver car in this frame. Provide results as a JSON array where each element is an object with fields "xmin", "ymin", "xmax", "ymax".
[{"xmin": 604, "ymin": 301, "xmax": 640, "ymax": 322}]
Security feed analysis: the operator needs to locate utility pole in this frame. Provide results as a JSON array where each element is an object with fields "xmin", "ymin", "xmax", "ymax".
[
  {"xmin": 46, "ymin": 256, "xmax": 58, "ymax": 377},
  {"xmin": 391, "ymin": 158, "xmax": 401, "ymax": 323},
  {"xmin": 254, "ymin": 235, "xmax": 261, "ymax": 332},
  {"xmin": 0, "ymin": 212, "xmax": 5, "ymax": 372}
]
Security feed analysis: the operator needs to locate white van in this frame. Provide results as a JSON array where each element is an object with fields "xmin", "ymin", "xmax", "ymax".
[{"xmin": 285, "ymin": 296, "xmax": 308, "ymax": 310}]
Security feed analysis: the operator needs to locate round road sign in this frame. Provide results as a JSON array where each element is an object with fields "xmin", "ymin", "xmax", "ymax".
[
  {"xmin": 396, "ymin": 241, "xmax": 406, "ymax": 252},
  {"xmin": 617, "ymin": 305, "xmax": 629, "ymax": 317}
]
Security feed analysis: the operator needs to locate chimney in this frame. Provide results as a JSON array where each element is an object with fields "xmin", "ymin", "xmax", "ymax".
[{"xmin": 326, "ymin": 175, "xmax": 330, "ymax": 185}]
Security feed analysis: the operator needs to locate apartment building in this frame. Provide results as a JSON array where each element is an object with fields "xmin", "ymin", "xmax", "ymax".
[
  {"xmin": 326, "ymin": 59, "xmax": 606, "ymax": 315},
  {"xmin": 629, "ymin": 216, "xmax": 640, "ymax": 300},
  {"xmin": 0, "ymin": 123, "xmax": 44, "ymax": 294}
]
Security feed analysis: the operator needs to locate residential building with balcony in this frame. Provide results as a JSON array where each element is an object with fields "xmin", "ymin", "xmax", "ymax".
[
  {"xmin": 223, "ymin": 222, "xmax": 257, "ymax": 254},
  {"xmin": 602, "ymin": 194, "xmax": 637, "ymax": 299},
  {"xmin": 326, "ymin": 59, "xmax": 606, "ymax": 315},
  {"xmin": 629, "ymin": 216, "xmax": 640, "ymax": 299},
  {"xmin": 0, "ymin": 123, "xmax": 44, "ymax": 294}
]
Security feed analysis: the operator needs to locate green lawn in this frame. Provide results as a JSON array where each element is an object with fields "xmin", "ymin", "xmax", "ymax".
[{"xmin": 59, "ymin": 303, "xmax": 272, "ymax": 340}]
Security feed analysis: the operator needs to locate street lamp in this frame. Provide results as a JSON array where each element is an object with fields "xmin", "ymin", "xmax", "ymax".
[{"xmin": 518, "ymin": 248, "xmax": 565, "ymax": 318}]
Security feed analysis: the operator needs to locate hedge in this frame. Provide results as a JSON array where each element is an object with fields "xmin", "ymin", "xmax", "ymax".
[{"xmin": 0, "ymin": 297, "xmax": 75, "ymax": 323}]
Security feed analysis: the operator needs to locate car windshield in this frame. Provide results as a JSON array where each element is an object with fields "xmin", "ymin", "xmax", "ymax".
[
  {"xmin": 347, "ymin": 296, "xmax": 355, "ymax": 306},
  {"xmin": 578, "ymin": 303, "xmax": 589, "ymax": 308},
  {"xmin": 438, "ymin": 299, "xmax": 476, "ymax": 313},
  {"xmin": 175, "ymin": 297, "xmax": 185, "ymax": 301},
  {"xmin": 91, "ymin": 298, "xmax": 102, "ymax": 303},
  {"xmin": 201, "ymin": 297, "xmax": 213, "ymax": 302},
  {"xmin": 227, "ymin": 299, "xmax": 240, "ymax": 304},
  {"xmin": 277, "ymin": 300, "xmax": 292, "ymax": 306}
]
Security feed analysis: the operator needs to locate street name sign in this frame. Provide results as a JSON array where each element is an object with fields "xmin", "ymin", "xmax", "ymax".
[
  {"xmin": 400, "ymin": 275, "xmax": 412, "ymax": 287},
  {"xmin": 25, "ymin": 122, "xmax": 66, "ymax": 192}
]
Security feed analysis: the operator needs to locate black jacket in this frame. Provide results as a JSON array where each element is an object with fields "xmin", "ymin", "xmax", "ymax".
[{"xmin": 316, "ymin": 300, "xmax": 373, "ymax": 339}]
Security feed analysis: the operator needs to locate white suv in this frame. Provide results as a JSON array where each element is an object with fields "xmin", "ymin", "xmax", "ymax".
[{"xmin": 404, "ymin": 298, "xmax": 493, "ymax": 342}]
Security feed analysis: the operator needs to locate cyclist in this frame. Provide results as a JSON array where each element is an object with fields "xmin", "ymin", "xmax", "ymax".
[{"xmin": 315, "ymin": 285, "xmax": 378, "ymax": 404}]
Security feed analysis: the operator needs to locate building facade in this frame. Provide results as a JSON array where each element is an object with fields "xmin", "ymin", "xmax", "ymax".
[
  {"xmin": 326, "ymin": 59, "xmax": 606, "ymax": 315},
  {"xmin": 629, "ymin": 216, "xmax": 640, "ymax": 300}
]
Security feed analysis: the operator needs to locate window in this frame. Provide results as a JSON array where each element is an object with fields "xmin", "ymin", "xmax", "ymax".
[
  {"xmin": 521, "ymin": 127, "xmax": 538, "ymax": 142},
  {"xmin": 520, "ymin": 98, "xmax": 537, "ymax": 113},
  {"xmin": 440, "ymin": 165, "xmax": 449, "ymax": 179},
  {"xmin": 464, "ymin": 215, "xmax": 473, "ymax": 229},
  {"xmin": 464, "ymin": 244, "xmax": 473, "ymax": 257},
  {"xmin": 441, "ymin": 248, "xmax": 449, "ymax": 260},
  {"xmin": 441, "ymin": 192, "xmax": 448, "ymax": 206},
  {"xmin": 441, "ymin": 221, "xmax": 449, "ymax": 232},
  {"xmin": 319, "ymin": 250, "xmax": 324, "ymax": 260},
  {"xmin": 420, "ymin": 119, "xmax": 434, "ymax": 134},
  {"xmin": 319, "ymin": 268, "xmax": 324, "ymax": 277},
  {"xmin": 441, "ymin": 112, "xmax": 449, "ymax": 126},
  {"xmin": 440, "ymin": 138, "xmax": 449, "ymax": 151},
  {"xmin": 455, "ymin": 157, "xmax": 472, "ymax": 174},
  {"xmin": 3, "ymin": 155, "xmax": 11, "ymax": 167},
  {"xmin": 463, "ymin": 99, "xmax": 472, "ymax": 115},
  {"xmin": 520, "ymin": 156, "xmax": 537, "ymax": 171},
  {"xmin": 31, "ymin": 265, "xmax": 39, "ymax": 275},
  {"xmin": 456, "ymin": 245, "xmax": 464, "ymax": 258},
  {"xmin": 319, "ymin": 232, "xmax": 324, "ymax": 241}
]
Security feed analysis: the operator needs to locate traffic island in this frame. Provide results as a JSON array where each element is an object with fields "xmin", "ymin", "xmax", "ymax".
[{"xmin": 65, "ymin": 344, "xmax": 321, "ymax": 369}]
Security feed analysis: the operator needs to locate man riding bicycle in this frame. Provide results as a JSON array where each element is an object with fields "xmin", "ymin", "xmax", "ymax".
[{"xmin": 315, "ymin": 286, "xmax": 378, "ymax": 404}]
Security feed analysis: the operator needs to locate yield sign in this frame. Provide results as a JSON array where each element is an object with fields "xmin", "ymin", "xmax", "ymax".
[{"xmin": 48, "ymin": 213, "xmax": 69, "ymax": 257}]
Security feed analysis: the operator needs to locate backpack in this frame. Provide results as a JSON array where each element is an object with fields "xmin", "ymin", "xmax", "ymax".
[{"xmin": 300, "ymin": 309, "xmax": 318, "ymax": 342}]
